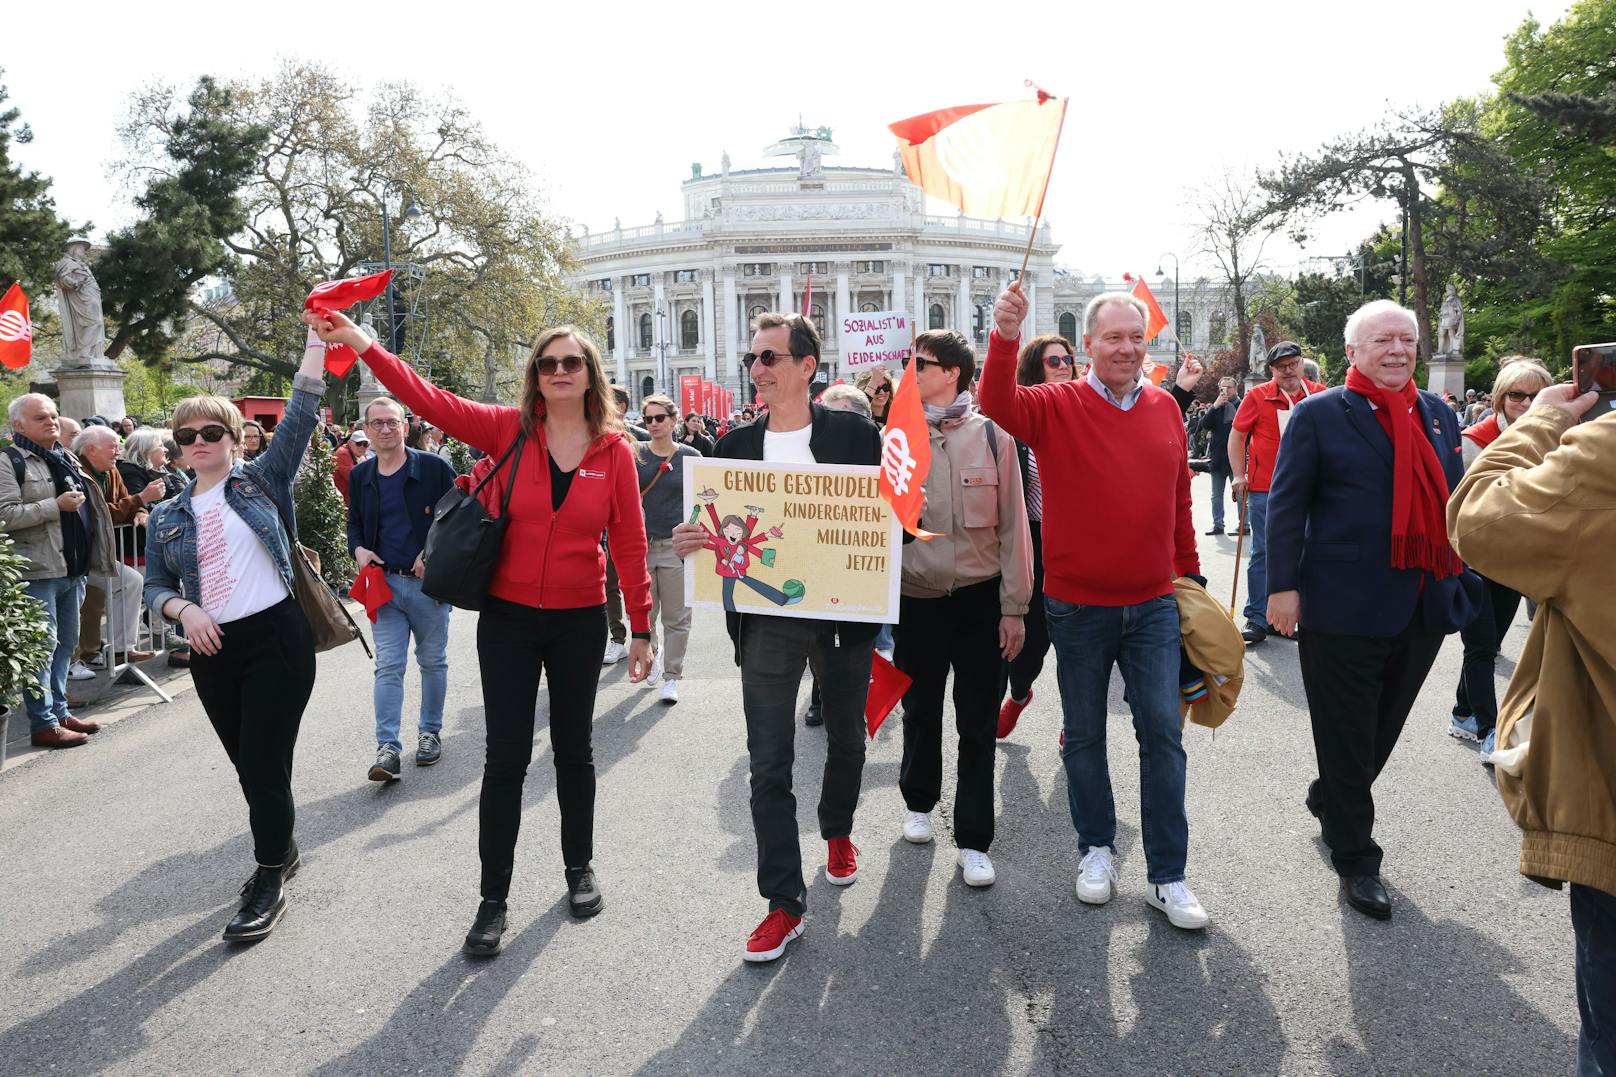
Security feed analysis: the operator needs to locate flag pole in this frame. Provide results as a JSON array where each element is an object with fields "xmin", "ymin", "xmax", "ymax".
[{"xmin": 1013, "ymin": 93, "xmax": 1069, "ymax": 290}]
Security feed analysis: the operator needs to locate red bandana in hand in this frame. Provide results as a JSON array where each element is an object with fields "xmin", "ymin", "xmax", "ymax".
[
  {"xmin": 305, "ymin": 269, "xmax": 394, "ymax": 377},
  {"xmin": 348, "ymin": 563, "xmax": 394, "ymax": 623},
  {"xmin": 1344, "ymin": 366, "xmax": 1461, "ymax": 579}
]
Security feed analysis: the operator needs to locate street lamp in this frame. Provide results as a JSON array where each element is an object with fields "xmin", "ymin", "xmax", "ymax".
[
  {"xmin": 1155, "ymin": 252, "xmax": 1180, "ymax": 361},
  {"xmin": 381, "ymin": 183, "xmax": 421, "ymax": 353},
  {"xmin": 654, "ymin": 306, "xmax": 669, "ymax": 396}
]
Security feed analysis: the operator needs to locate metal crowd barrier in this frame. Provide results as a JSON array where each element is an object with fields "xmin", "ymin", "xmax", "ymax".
[{"xmin": 75, "ymin": 523, "xmax": 173, "ymax": 705}]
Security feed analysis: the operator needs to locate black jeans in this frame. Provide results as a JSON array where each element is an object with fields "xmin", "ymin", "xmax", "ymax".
[
  {"xmin": 476, "ymin": 599, "xmax": 607, "ymax": 902},
  {"xmin": 897, "ymin": 578, "xmax": 1003, "ymax": 851},
  {"xmin": 1002, "ymin": 522, "xmax": 1049, "ymax": 704},
  {"xmin": 1574, "ymin": 883, "xmax": 1616, "ymax": 1076},
  {"xmin": 1452, "ymin": 574, "xmax": 1523, "ymax": 735},
  {"xmin": 740, "ymin": 615, "xmax": 873, "ymax": 918},
  {"xmin": 1298, "ymin": 610, "xmax": 1445, "ymax": 877},
  {"xmin": 189, "ymin": 597, "xmax": 316, "ymax": 867}
]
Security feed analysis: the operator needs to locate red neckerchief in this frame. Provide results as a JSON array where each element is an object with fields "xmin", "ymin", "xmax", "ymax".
[{"xmin": 1461, "ymin": 413, "xmax": 1502, "ymax": 449}]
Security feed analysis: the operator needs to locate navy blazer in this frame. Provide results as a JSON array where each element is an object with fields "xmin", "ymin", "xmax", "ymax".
[
  {"xmin": 345, "ymin": 448, "xmax": 458, "ymax": 560},
  {"xmin": 1266, "ymin": 385, "xmax": 1466, "ymax": 637}
]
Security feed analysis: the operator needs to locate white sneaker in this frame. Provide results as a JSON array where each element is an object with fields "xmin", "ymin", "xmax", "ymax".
[
  {"xmin": 958, "ymin": 848, "xmax": 996, "ymax": 887},
  {"xmin": 876, "ymin": 646, "xmax": 895, "ymax": 663},
  {"xmin": 902, "ymin": 810, "xmax": 934, "ymax": 844},
  {"xmin": 647, "ymin": 651, "xmax": 663, "ymax": 685},
  {"xmin": 1075, "ymin": 846, "xmax": 1117, "ymax": 905},
  {"xmin": 1145, "ymin": 879, "xmax": 1210, "ymax": 930},
  {"xmin": 67, "ymin": 659, "xmax": 97, "ymax": 682},
  {"xmin": 659, "ymin": 678, "xmax": 679, "ymax": 705},
  {"xmin": 601, "ymin": 641, "xmax": 627, "ymax": 665}
]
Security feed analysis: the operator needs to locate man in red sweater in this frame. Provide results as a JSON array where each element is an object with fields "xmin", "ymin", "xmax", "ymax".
[{"xmin": 979, "ymin": 285, "xmax": 1209, "ymax": 930}]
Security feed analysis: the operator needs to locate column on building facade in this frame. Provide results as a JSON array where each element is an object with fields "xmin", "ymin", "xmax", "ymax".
[
  {"xmin": 701, "ymin": 273, "xmax": 716, "ymax": 379},
  {"xmin": 957, "ymin": 271, "xmax": 971, "ymax": 338},
  {"xmin": 912, "ymin": 276, "xmax": 924, "ymax": 333},
  {"xmin": 1025, "ymin": 278, "xmax": 1037, "ymax": 337},
  {"xmin": 892, "ymin": 264, "xmax": 905, "ymax": 320},
  {"xmin": 834, "ymin": 266, "xmax": 850, "ymax": 373},
  {"xmin": 612, "ymin": 281, "xmax": 627, "ymax": 383},
  {"xmin": 778, "ymin": 271, "xmax": 793, "ymax": 316},
  {"xmin": 653, "ymin": 281, "xmax": 668, "ymax": 391},
  {"xmin": 722, "ymin": 270, "xmax": 738, "ymax": 390}
]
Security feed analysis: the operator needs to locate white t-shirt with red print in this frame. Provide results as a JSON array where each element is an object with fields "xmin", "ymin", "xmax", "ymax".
[{"xmin": 190, "ymin": 483, "xmax": 289, "ymax": 623}]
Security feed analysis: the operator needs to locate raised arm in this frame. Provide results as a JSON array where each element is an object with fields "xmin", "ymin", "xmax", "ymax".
[
  {"xmin": 975, "ymin": 286, "xmax": 1045, "ymax": 445},
  {"xmin": 252, "ymin": 329, "xmax": 330, "ymax": 496}
]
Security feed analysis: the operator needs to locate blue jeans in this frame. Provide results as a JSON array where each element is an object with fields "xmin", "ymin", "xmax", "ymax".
[
  {"xmin": 372, "ymin": 574, "xmax": 451, "ymax": 752},
  {"xmin": 22, "ymin": 574, "xmax": 87, "ymax": 731},
  {"xmin": 1046, "ymin": 593, "xmax": 1189, "ymax": 884},
  {"xmin": 876, "ymin": 623, "xmax": 894, "ymax": 652},
  {"xmin": 1242, "ymin": 490, "xmax": 1270, "ymax": 629},
  {"xmin": 1575, "ymin": 883, "xmax": 1616, "ymax": 1076},
  {"xmin": 1209, "ymin": 469, "xmax": 1229, "ymax": 530}
]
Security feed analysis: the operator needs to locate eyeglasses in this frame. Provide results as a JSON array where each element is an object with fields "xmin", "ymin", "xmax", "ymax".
[
  {"xmin": 1044, "ymin": 353, "xmax": 1075, "ymax": 368},
  {"xmin": 1271, "ymin": 358, "xmax": 1303, "ymax": 373},
  {"xmin": 1503, "ymin": 390, "xmax": 1540, "ymax": 404},
  {"xmin": 173, "ymin": 424, "xmax": 231, "ymax": 446},
  {"xmin": 643, "ymin": 412, "xmax": 671, "ymax": 424},
  {"xmin": 744, "ymin": 349, "xmax": 798, "ymax": 368},
  {"xmin": 536, "ymin": 355, "xmax": 586, "ymax": 376},
  {"xmin": 366, "ymin": 419, "xmax": 404, "ymax": 430},
  {"xmin": 903, "ymin": 355, "xmax": 942, "ymax": 371}
]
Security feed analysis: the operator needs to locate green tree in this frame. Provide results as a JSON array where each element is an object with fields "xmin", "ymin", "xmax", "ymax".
[
  {"xmin": 291, "ymin": 433, "xmax": 355, "ymax": 588},
  {"xmin": 0, "ymin": 68, "xmax": 76, "ymax": 297}
]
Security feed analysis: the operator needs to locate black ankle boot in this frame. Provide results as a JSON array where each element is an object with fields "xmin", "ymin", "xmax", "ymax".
[
  {"xmin": 566, "ymin": 865, "xmax": 604, "ymax": 918},
  {"xmin": 224, "ymin": 864, "xmax": 287, "ymax": 942},
  {"xmin": 464, "ymin": 899, "xmax": 508, "ymax": 956}
]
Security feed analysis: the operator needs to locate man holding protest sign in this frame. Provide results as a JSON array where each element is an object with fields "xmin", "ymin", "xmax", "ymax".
[
  {"xmin": 671, "ymin": 311, "xmax": 883, "ymax": 963},
  {"xmin": 894, "ymin": 329, "xmax": 1031, "ymax": 888},
  {"xmin": 978, "ymin": 284, "xmax": 1210, "ymax": 931}
]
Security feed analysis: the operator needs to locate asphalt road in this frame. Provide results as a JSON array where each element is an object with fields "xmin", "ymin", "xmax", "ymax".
[{"xmin": 0, "ymin": 490, "xmax": 1581, "ymax": 1076}]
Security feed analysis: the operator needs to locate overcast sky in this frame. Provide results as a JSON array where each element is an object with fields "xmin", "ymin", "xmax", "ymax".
[{"xmin": 4, "ymin": 0, "xmax": 1566, "ymax": 285}]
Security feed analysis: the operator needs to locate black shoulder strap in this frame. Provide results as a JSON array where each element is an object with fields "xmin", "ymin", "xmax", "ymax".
[
  {"xmin": 470, "ymin": 433, "xmax": 525, "ymax": 515},
  {"xmin": 981, "ymin": 417, "xmax": 1000, "ymax": 466},
  {"xmin": 5, "ymin": 446, "xmax": 25, "ymax": 488}
]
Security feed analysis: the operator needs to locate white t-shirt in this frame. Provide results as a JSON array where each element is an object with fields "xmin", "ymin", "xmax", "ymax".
[
  {"xmin": 762, "ymin": 424, "xmax": 816, "ymax": 465},
  {"xmin": 190, "ymin": 483, "xmax": 290, "ymax": 623}
]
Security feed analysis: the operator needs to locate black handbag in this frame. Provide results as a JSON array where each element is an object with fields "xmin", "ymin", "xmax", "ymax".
[{"xmin": 421, "ymin": 434, "xmax": 525, "ymax": 610}]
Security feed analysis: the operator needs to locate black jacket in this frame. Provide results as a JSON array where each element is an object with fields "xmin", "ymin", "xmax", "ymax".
[
  {"xmin": 345, "ymin": 448, "xmax": 458, "ymax": 560},
  {"xmin": 712, "ymin": 403, "xmax": 883, "ymax": 663},
  {"xmin": 1194, "ymin": 396, "xmax": 1241, "ymax": 472}
]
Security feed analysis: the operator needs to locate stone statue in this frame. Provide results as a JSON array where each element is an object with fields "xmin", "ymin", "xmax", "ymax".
[
  {"xmin": 654, "ymin": 210, "xmax": 664, "ymax": 226},
  {"xmin": 54, "ymin": 237, "xmax": 106, "ymax": 367},
  {"xmin": 721, "ymin": 151, "xmax": 731, "ymax": 177},
  {"xmin": 1437, "ymin": 283, "xmax": 1465, "ymax": 356},
  {"xmin": 1248, "ymin": 323, "xmax": 1267, "ymax": 375},
  {"xmin": 893, "ymin": 148, "xmax": 905, "ymax": 177},
  {"xmin": 613, "ymin": 217, "xmax": 621, "ymax": 231},
  {"xmin": 799, "ymin": 140, "xmax": 822, "ymax": 178}
]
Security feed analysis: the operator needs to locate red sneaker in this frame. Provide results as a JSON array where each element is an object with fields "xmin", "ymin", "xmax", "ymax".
[
  {"xmin": 997, "ymin": 690, "xmax": 1033, "ymax": 739},
  {"xmin": 743, "ymin": 908, "xmax": 804, "ymax": 963},
  {"xmin": 1058, "ymin": 728, "xmax": 1066, "ymax": 749},
  {"xmin": 826, "ymin": 837, "xmax": 859, "ymax": 885}
]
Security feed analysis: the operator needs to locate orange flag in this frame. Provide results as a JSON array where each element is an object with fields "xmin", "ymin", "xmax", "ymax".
[
  {"xmin": 889, "ymin": 94, "xmax": 1067, "ymax": 218},
  {"xmin": 0, "ymin": 282, "xmax": 33, "ymax": 370},
  {"xmin": 880, "ymin": 365, "xmax": 937, "ymax": 539},
  {"xmin": 1122, "ymin": 273, "xmax": 1170, "ymax": 342}
]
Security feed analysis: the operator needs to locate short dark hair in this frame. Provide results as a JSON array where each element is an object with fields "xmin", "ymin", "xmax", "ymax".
[
  {"xmin": 610, "ymin": 385, "xmax": 630, "ymax": 409},
  {"xmin": 913, "ymin": 329, "xmax": 975, "ymax": 388},
  {"xmin": 751, "ymin": 311, "xmax": 822, "ymax": 363}
]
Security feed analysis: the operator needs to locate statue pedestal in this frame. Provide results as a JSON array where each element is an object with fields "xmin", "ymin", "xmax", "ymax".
[
  {"xmin": 53, "ymin": 365, "xmax": 128, "ymax": 422},
  {"xmin": 355, "ymin": 356, "xmax": 388, "ymax": 424},
  {"xmin": 1427, "ymin": 352, "xmax": 1467, "ymax": 400}
]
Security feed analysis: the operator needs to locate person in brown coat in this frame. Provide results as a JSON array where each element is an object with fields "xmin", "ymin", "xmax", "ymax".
[{"xmin": 73, "ymin": 425, "xmax": 165, "ymax": 669}]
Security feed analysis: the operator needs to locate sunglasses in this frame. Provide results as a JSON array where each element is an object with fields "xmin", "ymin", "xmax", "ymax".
[
  {"xmin": 744, "ymin": 349, "xmax": 798, "ymax": 368},
  {"xmin": 536, "ymin": 355, "xmax": 586, "ymax": 376},
  {"xmin": 643, "ymin": 412, "xmax": 671, "ymax": 423},
  {"xmin": 1503, "ymin": 390, "xmax": 1540, "ymax": 404},
  {"xmin": 902, "ymin": 355, "xmax": 941, "ymax": 371},
  {"xmin": 1044, "ymin": 353, "xmax": 1076, "ymax": 368},
  {"xmin": 174, "ymin": 424, "xmax": 231, "ymax": 446},
  {"xmin": 869, "ymin": 383, "xmax": 891, "ymax": 393}
]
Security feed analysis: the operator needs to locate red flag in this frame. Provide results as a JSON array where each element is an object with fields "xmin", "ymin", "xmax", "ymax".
[
  {"xmin": 889, "ymin": 94, "xmax": 1067, "ymax": 218},
  {"xmin": 0, "ymin": 282, "xmax": 33, "ymax": 370},
  {"xmin": 880, "ymin": 361, "xmax": 937, "ymax": 539},
  {"xmin": 1121, "ymin": 273, "xmax": 1170, "ymax": 343},
  {"xmin": 865, "ymin": 652, "xmax": 912, "ymax": 737},
  {"xmin": 305, "ymin": 269, "xmax": 395, "ymax": 377}
]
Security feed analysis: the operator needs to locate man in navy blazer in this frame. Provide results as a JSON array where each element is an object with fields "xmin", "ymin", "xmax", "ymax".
[{"xmin": 1266, "ymin": 300, "xmax": 1470, "ymax": 922}]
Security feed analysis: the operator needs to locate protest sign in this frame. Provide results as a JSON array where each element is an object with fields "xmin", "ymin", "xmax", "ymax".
[
  {"xmin": 838, "ymin": 311, "xmax": 911, "ymax": 372},
  {"xmin": 682, "ymin": 457, "xmax": 901, "ymax": 623}
]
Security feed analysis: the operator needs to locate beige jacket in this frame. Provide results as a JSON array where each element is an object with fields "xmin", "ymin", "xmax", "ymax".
[
  {"xmin": 901, "ymin": 409, "xmax": 1033, "ymax": 615},
  {"xmin": 1174, "ymin": 576, "xmax": 1245, "ymax": 730},
  {"xmin": 0, "ymin": 442, "xmax": 115, "ymax": 581},
  {"xmin": 1448, "ymin": 405, "xmax": 1616, "ymax": 896}
]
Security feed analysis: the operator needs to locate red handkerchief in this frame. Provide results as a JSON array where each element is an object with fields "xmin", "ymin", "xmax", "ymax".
[
  {"xmin": 348, "ymin": 563, "xmax": 394, "ymax": 623},
  {"xmin": 866, "ymin": 651, "xmax": 911, "ymax": 737},
  {"xmin": 305, "ymin": 269, "xmax": 395, "ymax": 377}
]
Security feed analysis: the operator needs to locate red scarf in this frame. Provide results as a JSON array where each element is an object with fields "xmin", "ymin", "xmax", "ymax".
[
  {"xmin": 1461, "ymin": 413, "xmax": 1502, "ymax": 450},
  {"xmin": 1345, "ymin": 366, "xmax": 1461, "ymax": 579}
]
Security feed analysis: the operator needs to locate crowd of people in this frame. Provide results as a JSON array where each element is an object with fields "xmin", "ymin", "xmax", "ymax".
[{"xmin": 4, "ymin": 283, "xmax": 1610, "ymax": 1072}]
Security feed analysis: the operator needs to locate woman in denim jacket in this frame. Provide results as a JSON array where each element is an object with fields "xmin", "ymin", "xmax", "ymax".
[{"xmin": 144, "ymin": 330, "xmax": 328, "ymax": 944}]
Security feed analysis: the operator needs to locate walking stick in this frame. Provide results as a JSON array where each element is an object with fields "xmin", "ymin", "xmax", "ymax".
[{"xmin": 1228, "ymin": 487, "xmax": 1249, "ymax": 619}]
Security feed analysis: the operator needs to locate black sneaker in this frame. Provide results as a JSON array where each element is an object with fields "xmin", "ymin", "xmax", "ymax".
[
  {"xmin": 369, "ymin": 747, "xmax": 402, "ymax": 783},
  {"xmin": 1241, "ymin": 622, "xmax": 1268, "ymax": 646},
  {"xmin": 416, "ymin": 731, "xmax": 442, "ymax": 766},
  {"xmin": 463, "ymin": 899, "xmax": 507, "ymax": 956},
  {"xmin": 803, "ymin": 701, "xmax": 824, "ymax": 727},
  {"xmin": 566, "ymin": 865, "xmax": 605, "ymax": 918}
]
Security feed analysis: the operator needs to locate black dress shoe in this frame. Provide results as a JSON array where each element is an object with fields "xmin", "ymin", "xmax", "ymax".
[
  {"xmin": 1304, "ymin": 781, "xmax": 1323, "ymax": 823},
  {"xmin": 566, "ymin": 865, "xmax": 604, "ymax": 918},
  {"xmin": 803, "ymin": 701, "xmax": 824, "ymax": 727},
  {"xmin": 464, "ymin": 899, "xmax": 507, "ymax": 956},
  {"xmin": 224, "ymin": 864, "xmax": 287, "ymax": 942},
  {"xmin": 1241, "ymin": 622, "xmax": 1268, "ymax": 646},
  {"xmin": 1344, "ymin": 875, "xmax": 1391, "ymax": 920}
]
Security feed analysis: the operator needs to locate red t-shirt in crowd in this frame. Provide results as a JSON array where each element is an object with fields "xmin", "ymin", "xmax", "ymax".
[{"xmin": 1232, "ymin": 377, "xmax": 1327, "ymax": 492}]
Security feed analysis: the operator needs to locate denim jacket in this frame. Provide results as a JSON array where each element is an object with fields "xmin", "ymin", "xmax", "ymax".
[{"xmin": 143, "ymin": 372, "xmax": 324, "ymax": 620}]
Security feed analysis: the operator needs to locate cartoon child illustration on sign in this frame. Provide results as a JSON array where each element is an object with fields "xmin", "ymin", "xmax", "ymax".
[{"xmin": 691, "ymin": 489, "xmax": 805, "ymax": 612}]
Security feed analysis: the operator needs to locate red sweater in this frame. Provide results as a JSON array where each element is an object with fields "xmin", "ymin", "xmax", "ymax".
[
  {"xmin": 977, "ymin": 330, "xmax": 1199, "ymax": 606},
  {"xmin": 359, "ymin": 342, "xmax": 652, "ymax": 629}
]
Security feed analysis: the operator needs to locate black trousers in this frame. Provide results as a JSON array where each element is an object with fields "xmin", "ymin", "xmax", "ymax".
[
  {"xmin": 1298, "ymin": 610, "xmax": 1445, "ymax": 877},
  {"xmin": 476, "ymin": 598, "xmax": 607, "ymax": 902},
  {"xmin": 1453, "ymin": 574, "xmax": 1523, "ymax": 734},
  {"xmin": 740, "ymin": 615, "xmax": 873, "ymax": 918},
  {"xmin": 189, "ymin": 597, "xmax": 316, "ymax": 867},
  {"xmin": 1001, "ymin": 522, "xmax": 1049, "ymax": 704},
  {"xmin": 897, "ymin": 577, "xmax": 1003, "ymax": 851}
]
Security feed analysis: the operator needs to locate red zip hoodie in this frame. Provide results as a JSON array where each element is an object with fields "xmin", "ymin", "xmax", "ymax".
[{"xmin": 358, "ymin": 342, "xmax": 651, "ymax": 629}]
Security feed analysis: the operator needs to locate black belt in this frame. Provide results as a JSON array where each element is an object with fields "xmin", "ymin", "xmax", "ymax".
[{"xmin": 382, "ymin": 565, "xmax": 418, "ymax": 576}]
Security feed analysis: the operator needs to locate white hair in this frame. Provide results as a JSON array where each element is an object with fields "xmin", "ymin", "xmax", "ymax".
[
  {"xmin": 122, "ymin": 427, "xmax": 169, "ymax": 464},
  {"xmin": 7, "ymin": 392, "xmax": 56, "ymax": 428},
  {"xmin": 1083, "ymin": 292, "xmax": 1151, "ymax": 337},
  {"xmin": 819, "ymin": 384, "xmax": 872, "ymax": 419},
  {"xmin": 1343, "ymin": 300, "xmax": 1419, "ymax": 349},
  {"xmin": 72, "ymin": 425, "xmax": 119, "ymax": 454}
]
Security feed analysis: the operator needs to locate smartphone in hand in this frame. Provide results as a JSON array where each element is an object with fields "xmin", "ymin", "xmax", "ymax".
[{"xmin": 1572, "ymin": 343, "xmax": 1616, "ymax": 423}]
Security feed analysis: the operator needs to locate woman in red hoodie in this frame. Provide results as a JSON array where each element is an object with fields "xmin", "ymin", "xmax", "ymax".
[{"xmin": 307, "ymin": 311, "xmax": 653, "ymax": 956}]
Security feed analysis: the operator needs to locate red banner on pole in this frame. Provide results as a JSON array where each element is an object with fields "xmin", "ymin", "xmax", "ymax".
[
  {"xmin": 679, "ymin": 375, "xmax": 701, "ymax": 417},
  {"xmin": 701, "ymin": 381, "xmax": 715, "ymax": 416}
]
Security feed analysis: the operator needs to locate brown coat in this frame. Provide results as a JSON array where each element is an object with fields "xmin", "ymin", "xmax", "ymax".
[{"xmin": 1448, "ymin": 405, "xmax": 1616, "ymax": 896}]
